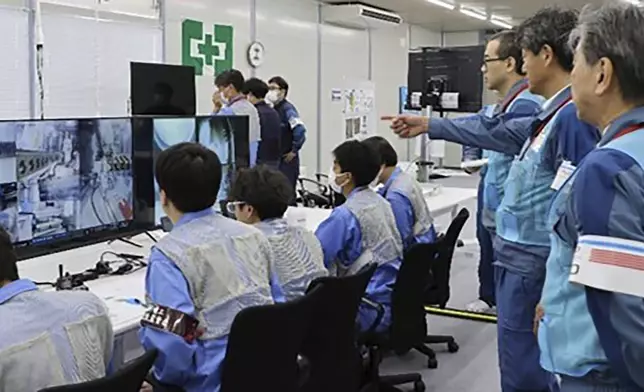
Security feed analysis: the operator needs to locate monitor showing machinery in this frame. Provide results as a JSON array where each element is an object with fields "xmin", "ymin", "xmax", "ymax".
[
  {"xmin": 130, "ymin": 62, "xmax": 196, "ymax": 116},
  {"xmin": 149, "ymin": 115, "xmax": 249, "ymax": 225},
  {"xmin": 0, "ymin": 118, "xmax": 134, "ymax": 248}
]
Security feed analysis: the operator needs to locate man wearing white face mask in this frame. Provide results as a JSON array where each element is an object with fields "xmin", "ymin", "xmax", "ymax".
[
  {"xmin": 362, "ymin": 136, "xmax": 436, "ymax": 250},
  {"xmin": 315, "ymin": 140, "xmax": 403, "ymax": 333},
  {"xmin": 267, "ymin": 76, "xmax": 306, "ymax": 205}
]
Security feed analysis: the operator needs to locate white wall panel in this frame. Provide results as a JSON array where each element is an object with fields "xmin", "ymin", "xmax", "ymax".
[
  {"xmin": 370, "ymin": 25, "xmax": 408, "ymax": 160},
  {"xmin": 319, "ymin": 23, "xmax": 368, "ymax": 172},
  {"xmin": 165, "ymin": 0, "xmax": 251, "ymax": 114},
  {"xmin": 255, "ymin": 0, "xmax": 318, "ymax": 174},
  {"xmin": 409, "ymin": 25, "xmax": 441, "ymax": 48},
  {"xmin": 0, "ymin": 4, "xmax": 30, "ymax": 119},
  {"xmin": 98, "ymin": 0, "xmax": 157, "ymax": 19},
  {"xmin": 443, "ymin": 31, "xmax": 480, "ymax": 46}
]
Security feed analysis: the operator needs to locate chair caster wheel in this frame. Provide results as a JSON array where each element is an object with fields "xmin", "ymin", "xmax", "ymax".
[
  {"xmin": 414, "ymin": 380, "xmax": 426, "ymax": 392},
  {"xmin": 427, "ymin": 357, "xmax": 438, "ymax": 369},
  {"xmin": 447, "ymin": 341, "xmax": 459, "ymax": 353}
]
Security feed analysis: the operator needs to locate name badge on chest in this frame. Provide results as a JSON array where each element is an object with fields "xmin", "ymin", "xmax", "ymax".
[
  {"xmin": 550, "ymin": 161, "xmax": 576, "ymax": 191},
  {"xmin": 570, "ymin": 235, "xmax": 644, "ymax": 298}
]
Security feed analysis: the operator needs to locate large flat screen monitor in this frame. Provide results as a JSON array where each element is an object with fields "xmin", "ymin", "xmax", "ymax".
[
  {"xmin": 0, "ymin": 118, "xmax": 153, "ymax": 260},
  {"xmin": 130, "ymin": 62, "xmax": 196, "ymax": 116},
  {"xmin": 132, "ymin": 115, "xmax": 250, "ymax": 226}
]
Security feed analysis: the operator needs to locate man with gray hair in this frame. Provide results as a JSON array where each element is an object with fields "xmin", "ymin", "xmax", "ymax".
[{"xmin": 536, "ymin": 3, "xmax": 644, "ymax": 391}]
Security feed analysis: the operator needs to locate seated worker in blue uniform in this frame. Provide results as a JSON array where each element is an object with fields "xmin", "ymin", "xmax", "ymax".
[
  {"xmin": 214, "ymin": 69, "xmax": 261, "ymax": 166},
  {"xmin": 383, "ymin": 8, "xmax": 600, "ymax": 392},
  {"xmin": 229, "ymin": 165, "xmax": 328, "ymax": 302},
  {"xmin": 537, "ymin": 4, "xmax": 644, "ymax": 391},
  {"xmin": 243, "ymin": 78, "xmax": 282, "ymax": 169},
  {"xmin": 462, "ymin": 30, "xmax": 545, "ymax": 314},
  {"xmin": 315, "ymin": 140, "xmax": 403, "ymax": 333},
  {"xmin": 267, "ymin": 76, "xmax": 306, "ymax": 204},
  {"xmin": 361, "ymin": 136, "xmax": 437, "ymax": 250},
  {"xmin": 139, "ymin": 143, "xmax": 276, "ymax": 392},
  {"xmin": 0, "ymin": 227, "xmax": 113, "ymax": 391}
]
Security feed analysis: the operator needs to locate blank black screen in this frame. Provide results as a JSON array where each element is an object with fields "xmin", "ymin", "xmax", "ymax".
[{"xmin": 130, "ymin": 62, "xmax": 196, "ymax": 116}]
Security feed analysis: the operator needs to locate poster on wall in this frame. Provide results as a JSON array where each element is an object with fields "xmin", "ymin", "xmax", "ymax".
[{"xmin": 340, "ymin": 81, "xmax": 376, "ymax": 141}]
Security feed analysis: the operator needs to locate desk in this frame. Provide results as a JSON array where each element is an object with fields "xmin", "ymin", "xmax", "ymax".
[{"xmin": 15, "ymin": 186, "xmax": 477, "ymax": 366}]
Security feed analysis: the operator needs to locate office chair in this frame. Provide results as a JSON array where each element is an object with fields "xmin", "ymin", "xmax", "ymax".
[
  {"xmin": 300, "ymin": 263, "xmax": 377, "ymax": 392},
  {"xmin": 38, "ymin": 349, "xmax": 158, "ymax": 392},
  {"xmin": 297, "ymin": 177, "xmax": 333, "ymax": 208},
  {"xmin": 361, "ymin": 243, "xmax": 443, "ymax": 392},
  {"xmin": 422, "ymin": 208, "xmax": 471, "ymax": 362},
  {"xmin": 220, "ymin": 287, "xmax": 323, "ymax": 392}
]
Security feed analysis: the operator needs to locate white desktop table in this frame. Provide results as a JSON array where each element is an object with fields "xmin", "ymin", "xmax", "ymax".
[{"xmin": 16, "ymin": 186, "xmax": 476, "ymax": 366}]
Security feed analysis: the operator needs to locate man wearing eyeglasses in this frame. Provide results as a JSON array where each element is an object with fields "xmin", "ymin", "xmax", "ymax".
[{"xmin": 462, "ymin": 30, "xmax": 545, "ymax": 315}]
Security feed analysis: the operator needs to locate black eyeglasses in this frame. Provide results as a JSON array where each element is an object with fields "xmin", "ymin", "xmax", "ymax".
[{"xmin": 482, "ymin": 57, "xmax": 508, "ymax": 70}]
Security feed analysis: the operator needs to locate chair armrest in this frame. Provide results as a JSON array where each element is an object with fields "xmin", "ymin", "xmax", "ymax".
[
  {"xmin": 361, "ymin": 297, "xmax": 385, "ymax": 336},
  {"xmin": 296, "ymin": 355, "xmax": 311, "ymax": 388}
]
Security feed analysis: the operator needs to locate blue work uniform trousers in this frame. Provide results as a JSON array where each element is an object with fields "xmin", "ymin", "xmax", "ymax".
[
  {"xmin": 495, "ymin": 266, "xmax": 559, "ymax": 392},
  {"xmin": 476, "ymin": 178, "xmax": 496, "ymax": 306},
  {"xmin": 559, "ymin": 374, "xmax": 628, "ymax": 392},
  {"xmin": 279, "ymin": 154, "xmax": 300, "ymax": 206}
]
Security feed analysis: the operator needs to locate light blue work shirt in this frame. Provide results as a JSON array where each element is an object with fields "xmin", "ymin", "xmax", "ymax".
[
  {"xmin": 139, "ymin": 208, "xmax": 281, "ymax": 392},
  {"xmin": 215, "ymin": 95, "xmax": 260, "ymax": 167},
  {"xmin": 378, "ymin": 167, "xmax": 436, "ymax": 249}
]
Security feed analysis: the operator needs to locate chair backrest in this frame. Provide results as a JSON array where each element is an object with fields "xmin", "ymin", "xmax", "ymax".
[
  {"xmin": 220, "ymin": 287, "xmax": 322, "ymax": 392},
  {"xmin": 38, "ymin": 350, "xmax": 158, "ymax": 392},
  {"xmin": 300, "ymin": 263, "xmax": 377, "ymax": 392},
  {"xmin": 297, "ymin": 177, "xmax": 333, "ymax": 208},
  {"xmin": 389, "ymin": 243, "xmax": 438, "ymax": 352},
  {"xmin": 425, "ymin": 208, "xmax": 470, "ymax": 307}
]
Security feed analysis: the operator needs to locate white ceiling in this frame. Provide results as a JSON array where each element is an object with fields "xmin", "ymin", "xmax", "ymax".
[{"xmin": 324, "ymin": 0, "xmax": 613, "ymax": 32}]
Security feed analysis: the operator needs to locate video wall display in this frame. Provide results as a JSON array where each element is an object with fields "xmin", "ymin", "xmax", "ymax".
[
  {"xmin": 0, "ymin": 119, "xmax": 134, "ymax": 246},
  {"xmin": 150, "ymin": 115, "xmax": 249, "ymax": 225}
]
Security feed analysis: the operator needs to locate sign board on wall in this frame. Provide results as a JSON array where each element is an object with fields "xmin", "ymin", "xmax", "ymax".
[
  {"xmin": 334, "ymin": 81, "xmax": 376, "ymax": 141},
  {"xmin": 181, "ymin": 19, "xmax": 234, "ymax": 77}
]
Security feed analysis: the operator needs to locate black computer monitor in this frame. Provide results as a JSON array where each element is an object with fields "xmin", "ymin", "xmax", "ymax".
[
  {"xmin": 130, "ymin": 62, "xmax": 196, "ymax": 116},
  {"xmin": 132, "ymin": 115, "xmax": 250, "ymax": 227},
  {"xmin": 0, "ymin": 118, "xmax": 153, "ymax": 260}
]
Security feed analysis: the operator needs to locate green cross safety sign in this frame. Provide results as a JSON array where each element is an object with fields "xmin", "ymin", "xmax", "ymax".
[{"xmin": 181, "ymin": 19, "xmax": 233, "ymax": 77}]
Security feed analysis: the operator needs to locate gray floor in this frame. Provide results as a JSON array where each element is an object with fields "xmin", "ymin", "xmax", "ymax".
[{"xmin": 379, "ymin": 174, "xmax": 501, "ymax": 392}]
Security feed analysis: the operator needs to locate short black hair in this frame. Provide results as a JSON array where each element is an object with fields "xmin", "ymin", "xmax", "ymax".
[
  {"xmin": 333, "ymin": 140, "xmax": 381, "ymax": 188},
  {"xmin": 155, "ymin": 142, "xmax": 222, "ymax": 213},
  {"xmin": 243, "ymin": 78, "xmax": 269, "ymax": 99},
  {"xmin": 230, "ymin": 166, "xmax": 292, "ymax": 220},
  {"xmin": 516, "ymin": 7, "xmax": 578, "ymax": 72},
  {"xmin": 362, "ymin": 136, "xmax": 398, "ymax": 167},
  {"xmin": 0, "ymin": 227, "xmax": 18, "ymax": 282},
  {"xmin": 214, "ymin": 69, "xmax": 245, "ymax": 92},
  {"xmin": 489, "ymin": 30, "xmax": 525, "ymax": 76},
  {"xmin": 268, "ymin": 76, "xmax": 289, "ymax": 96}
]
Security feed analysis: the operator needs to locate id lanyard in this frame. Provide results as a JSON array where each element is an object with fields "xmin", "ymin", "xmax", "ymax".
[
  {"xmin": 519, "ymin": 97, "xmax": 572, "ymax": 160},
  {"xmin": 499, "ymin": 83, "xmax": 529, "ymax": 113},
  {"xmin": 609, "ymin": 123, "xmax": 644, "ymax": 142}
]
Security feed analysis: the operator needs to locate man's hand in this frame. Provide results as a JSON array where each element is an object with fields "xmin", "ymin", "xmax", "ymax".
[
  {"xmin": 212, "ymin": 92, "xmax": 223, "ymax": 113},
  {"xmin": 283, "ymin": 151, "xmax": 296, "ymax": 163},
  {"xmin": 533, "ymin": 304, "xmax": 544, "ymax": 336},
  {"xmin": 464, "ymin": 167, "xmax": 481, "ymax": 175},
  {"xmin": 381, "ymin": 115, "xmax": 429, "ymax": 138},
  {"xmin": 140, "ymin": 381, "xmax": 153, "ymax": 392}
]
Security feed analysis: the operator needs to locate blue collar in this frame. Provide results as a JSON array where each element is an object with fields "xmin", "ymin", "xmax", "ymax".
[
  {"xmin": 380, "ymin": 167, "xmax": 401, "ymax": 196},
  {"xmin": 174, "ymin": 208, "xmax": 216, "ymax": 229},
  {"xmin": 0, "ymin": 279, "xmax": 38, "ymax": 305},
  {"xmin": 537, "ymin": 85, "xmax": 572, "ymax": 121},
  {"xmin": 600, "ymin": 106, "xmax": 644, "ymax": 146}
]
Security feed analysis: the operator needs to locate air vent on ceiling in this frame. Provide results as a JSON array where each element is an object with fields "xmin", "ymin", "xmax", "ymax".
[{"xmin": 322, "ymin": 4, "xmax": 403, "ymax": 29}]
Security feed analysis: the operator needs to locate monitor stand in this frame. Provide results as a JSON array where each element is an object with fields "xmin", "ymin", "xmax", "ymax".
[{"xmin": 108, "ymin": 231, "xmax": 158, "ymax": 248}]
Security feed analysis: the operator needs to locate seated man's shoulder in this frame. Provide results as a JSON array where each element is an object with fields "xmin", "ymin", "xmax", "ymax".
[{"xmin": 49, "ymin": 290, "xmax": 108, "ymax": 318}]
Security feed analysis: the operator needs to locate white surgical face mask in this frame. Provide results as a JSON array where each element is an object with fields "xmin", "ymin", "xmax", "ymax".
[
  {"xmin": 266, "ymin": 90, "xmax": 280, "ymax": 104},
  {"xmin": 369, "ymin": 167, "xmax": 383, "ymax": 189},
  {"xmin": 328, "ymin": 167, "xmax": 347, "ymax": 194}
]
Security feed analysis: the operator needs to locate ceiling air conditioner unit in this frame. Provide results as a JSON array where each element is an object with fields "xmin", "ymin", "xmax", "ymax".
[{"xmin": 322, "ymin": 3, "xmax": 403, "ymax": 29}]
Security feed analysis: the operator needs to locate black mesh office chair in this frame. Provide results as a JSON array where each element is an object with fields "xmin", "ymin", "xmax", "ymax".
[
  {"xmin": 361, "ymin": 243, "xmax": 440, "ymax": 392},
  {"xmin": 300, "ymin": 263, "xmax": 377, "ymax": 392},
  {"xmin": 297, "ymin": 177, "xmax": 333, "ymax": 208},
  {"xmin": 422, "ymin": 208, "xmax": 471, "ymax": 361},
  {"xmin": 38, "ymin": 349, "xmax": 158, "ymax": 392},
  {"xmin": 220, "ymin": 287, "xmax": 323, "ymax": 392}
]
